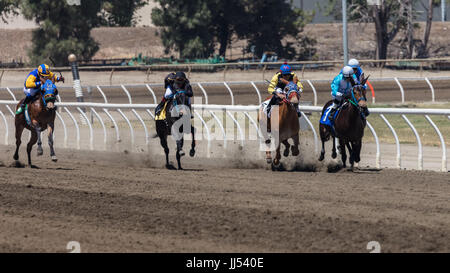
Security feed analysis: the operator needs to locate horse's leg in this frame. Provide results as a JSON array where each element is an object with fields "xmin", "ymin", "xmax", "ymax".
[
  {"xmin": 353, "ymin": 140, "xmax": 362, "ymax": 164},
  {"xmin": 282, "ymin": 139, "xmax": 290, "ymax": 157},
  {"xmin": 189, "ymin": 125, "xmax": 195, "ymax": 157},
  {"xmin": 175, "ymin": 137, "xmax": 184, "ymax": 170},
  {"xmin": 331, "ymin": 136, "xmax": 337, "ymax": 159},
  {"xmin": 319, "ymin": 139, "xmax": 326, "ymax": 161},
  {"xmin": 48, "ymin": 123, "xmax": 57, "ymax": 162},
  {"xmin": 273, "ymin": 145, "xmax": 282, "ymax": 166},
  {"xmin": 37, "ymin": 130, "xmax": 43, "ymax": 156},
  {"xmin": 291, "ymin": 133, "xmax": 300, "ymax": 156},
  {"xmin": 160, "ymin": 134, "xmax": 173, "ymax": 170},
  {"xmin": 27, "ymin": 129, "xmax": 38, "ymax": 168},
  {"xmin": 346, "ymin": 141, "xmax": 354, "ymax": 167},
  {"xmin": 14, "ymin": 124, "xmax": 24, "ymax": 161},
  {"xmin": 339, "ymin": 138, "xmax": 347, "ymax": 168}
]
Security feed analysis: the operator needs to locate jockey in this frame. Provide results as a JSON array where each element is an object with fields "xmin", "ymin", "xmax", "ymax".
[
  {"xmin": 267, "ymin": 63, "xmax": 303, "ymax": 117},
  {"xmin": 346, "ymin": 58, "xmax": 367, "ymax": 89},
  {"xmin": 16, "ymin": 64, "xmax": 64, "ymax": 115},
  {"xmin": 155, "ymin": 71, "xmax": 193, "ymax": 117},
  {"xmin": 155, "ymin": 72, "xmax": 176, "ymax": 116},
  {"xmin": 328, "ymin": 66, "xmax": 357, "ymax": 121}
]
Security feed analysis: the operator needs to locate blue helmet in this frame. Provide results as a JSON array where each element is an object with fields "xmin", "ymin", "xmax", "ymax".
[{"xmin": 280, "ymin": 63, "xmax": 292, "ymax": 75}]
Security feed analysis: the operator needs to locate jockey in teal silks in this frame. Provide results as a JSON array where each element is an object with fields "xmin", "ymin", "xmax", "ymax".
[
  {"xmin": 16, "ymin": 64, "xmax": 64, "ymax": 115},
  {"xmin": 328, "ymin": 66, "xmax": 357, "ymax": 122},
  {"xmin": 341, "ymin": 58, "xmax": 367, "ymax": 90}
]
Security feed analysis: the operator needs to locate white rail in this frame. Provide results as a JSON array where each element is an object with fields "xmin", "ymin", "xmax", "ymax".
[{"xmin": 0, "ymin": 100, "xmax": 448, "ymax": 172}]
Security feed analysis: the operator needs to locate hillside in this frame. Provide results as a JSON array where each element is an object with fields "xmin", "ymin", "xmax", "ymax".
[{"xmin": 1, "ymin": 22, "xmax": 449, "ymax": 64}]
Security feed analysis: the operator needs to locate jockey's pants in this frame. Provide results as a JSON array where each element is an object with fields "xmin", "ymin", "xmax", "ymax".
[{"xmin": 23, "ymin": 87, "xmax": 40, "ymax": 98}]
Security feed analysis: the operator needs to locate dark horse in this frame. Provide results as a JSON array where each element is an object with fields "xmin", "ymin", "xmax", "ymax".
[
  {"xmin": 14, "ymin": 79, "xmax": 58, "ymax": 167},
  {"xmin": 318, "ymin": 75, "xmax": 369, "ymax": 169},
  {"xmin": 155, "ymin": 90, "xmax": 195, "ymax": 170},
  {"xmin": 258, "ymin": 82, "xmax": 300, "ymax": 171}
]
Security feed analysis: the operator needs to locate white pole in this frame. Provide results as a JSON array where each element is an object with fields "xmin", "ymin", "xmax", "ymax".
[
  {"xmin": 442, "ymin": 0, "xmax": 447, "ymax": 21},
  {"xmin": 342, "ymin": 0, "xmax": 348, "ymax": 65}
]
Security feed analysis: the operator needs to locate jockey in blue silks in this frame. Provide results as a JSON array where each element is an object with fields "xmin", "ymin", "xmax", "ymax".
[
  {"xmin": 345, "ymin": 58, "xmax": 367, "ymax": 90},
  {"xmin": 328, "ymin": 66, "xmax": 357, "ymax": 121}
]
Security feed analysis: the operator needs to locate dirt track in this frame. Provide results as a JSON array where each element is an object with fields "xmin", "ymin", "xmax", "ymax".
[{"xmin": 0, "ymin": 144, "xmax": 449, "ymax": 253}]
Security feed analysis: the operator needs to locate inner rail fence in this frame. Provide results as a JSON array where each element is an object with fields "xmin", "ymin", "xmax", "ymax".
[
  {"xmin": 0, "ymin": 100, "xmax": 448, "ymax": 172},
  {"xmin": 3, "ymin": 76, "xmax": 449, "ymax": 107}
]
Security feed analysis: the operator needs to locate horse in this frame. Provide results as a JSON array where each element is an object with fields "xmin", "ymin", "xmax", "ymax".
[
  {"xmin": 258, "ymin": 82, "xmax": 300, "ymax": 170},
  {"xmin": 318, "ymin": 75, "xmax": 369, "ymax": 169},
  {"xmin": 155, "ymin": 90, "xmax": 196, "ymax": 170},
  {"xmin": 13, "ymin": 79, "xmax": 58, "ymax": 167}
]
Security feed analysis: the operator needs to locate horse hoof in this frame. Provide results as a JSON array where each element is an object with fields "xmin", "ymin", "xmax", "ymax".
[
  {"xmin": 283, "ymin": 150, "xmax": 289, "ymax": 157},
  {"xmin": 37, "ymin": 149, "xmax": 43, "ymax": 156},
  {"xmin": 291, "ymin": 147, "xmax": 299, "ymax": 156},
  {"xmin": 51, "ymin": 156, "xmax": 58, "ymax": 162},
  {"xmin": 189, "ymin": 149, "xmax": 195, "ymax": 157},
  {"xmin": 178, "ymin": 166, "xmax": 183, "ymax": 170},
  {"xmin": 271, "ymin": 162, "xmax": 283, "ymax": 171},
  {"xmin": 332, "ymin": 152, "xmax": 337, "ymax": 159},
  {"xmin": 318, "ymin": 154, "xmax": 324, "ymax": 161},
  {"xmin": 266, "ymin": 158, "xmax": 272, "ymax": 164},
  {"xmin": 166, "ymin": 164, "xmax": 176, "ymax": 170},
  {"xmin": 179, "ymin": 150, "xmax": 185, "ymax": 157}
]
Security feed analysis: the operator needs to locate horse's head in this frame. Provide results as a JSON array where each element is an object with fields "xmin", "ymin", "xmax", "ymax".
[
  {"xmin": 42, "ymin": 79, "xmax": 57, "ymax": 110},
  {"xmin": 169, "ymin": 90, "xmax": 190, "ymax": 118},
  {"xmin": 284, "ymin": 82, "xmax": 300, "ymax": 104},
  {"xmin": 352, "ymin": 75, "xmax": 369, "ymax": 108}
]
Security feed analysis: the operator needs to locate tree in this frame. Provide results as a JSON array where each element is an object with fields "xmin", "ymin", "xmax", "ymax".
[
  {"xmin": 151, "ymin": 0, "xmax": 316, "ymax": 60},
  {"xmin": 0, "ymin": 0, "xmax": 18, "ymax": 23},
  {"xmin": 324, "ymin": 0, "xmax": 408, "ymax": 60},
  {"xmin": 100, "ymin": 0, "xmax": 147, "ymax": 27},
  {"xmin": 239, "ymin": 0, "xmax": 316, "ymax": 59},
  {"xmin": 206, "ymin": 0, "xmax": 247, "ymax": 57},
  {"xmin": 401, "ymin": 0, "xmax": 440, "ymax": 58},
  {"xmin": 152, "ymin": 0, "xmax": 215, "ymax": 58},
  {"xmin": 20, "ymin": 0, "xmax": 103, "ymax": 66}
]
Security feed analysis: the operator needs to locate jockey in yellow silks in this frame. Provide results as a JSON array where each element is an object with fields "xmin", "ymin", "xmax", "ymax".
[
  {"xmin": 266, "ymin": 62, "xmax": 303, "ymax": 117},
  {"xmin": 16, "ymin": 64, "xmax": 64, "ymax": 115}
]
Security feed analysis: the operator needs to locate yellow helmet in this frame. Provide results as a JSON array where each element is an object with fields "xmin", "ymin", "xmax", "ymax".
[{"xmin": 38, "ymin": 64, "xmax": 51, "ymax": 77}]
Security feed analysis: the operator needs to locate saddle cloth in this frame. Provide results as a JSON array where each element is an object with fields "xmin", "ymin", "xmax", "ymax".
[
  {"xmin": 319, "ymin": 104, "xmax": 341, "ymax": 127},
  {"xmin": 155, "ymin": 101, "xmax": 168, "ymax": 121}
]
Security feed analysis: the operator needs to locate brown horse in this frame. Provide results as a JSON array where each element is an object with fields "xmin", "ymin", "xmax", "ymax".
[
  {"xmin": 258, "ymin": 82, "xmax": 300, "ymax": 170},
  {"xmin": 13, "ymin": 79, "xmax": 58, "ymax": 167},
  {"xmin": 319, "ymin": 75, "xmax": 369, "ymax": 169}
]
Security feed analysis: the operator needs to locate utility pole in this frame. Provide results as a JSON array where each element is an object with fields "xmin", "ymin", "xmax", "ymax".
[
  {"xmin": 442, "ymin": 0, "xmax": 447, "ymax": 21},
  {"xmin": 342, "ymin": 0, "xmax": 348, "ymax": 66}
]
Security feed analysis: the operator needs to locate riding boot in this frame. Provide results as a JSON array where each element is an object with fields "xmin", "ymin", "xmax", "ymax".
[
  {"xmin": 328, "ymin": 102, "xmax": 339, "ymax": 122},
  {"xmin": 16, "ymin": 96, "xmax": 32, "ymax": 115},
  {"xmin": 266, "ymin": 94, "xmax": 278, "ymax": 118}
]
